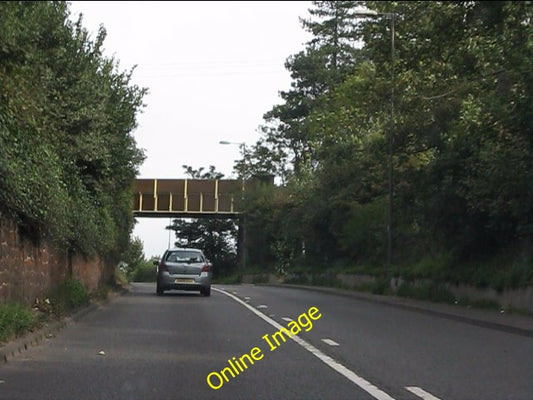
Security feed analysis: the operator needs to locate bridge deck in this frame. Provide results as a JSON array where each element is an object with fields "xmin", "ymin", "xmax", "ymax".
[{"xmin": 133, "ymin": 178, "xmax": 244, "ymax": 218}]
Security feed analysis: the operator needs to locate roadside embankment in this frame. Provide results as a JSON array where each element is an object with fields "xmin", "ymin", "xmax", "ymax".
[{"xmin": 241, "ymin": 272, "xmax": 533, "ymax": 314}]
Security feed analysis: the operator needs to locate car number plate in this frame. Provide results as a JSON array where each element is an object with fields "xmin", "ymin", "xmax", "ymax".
[{"xmin": 176, "ymin": 278, "xmax": 194, "ymax": 283}]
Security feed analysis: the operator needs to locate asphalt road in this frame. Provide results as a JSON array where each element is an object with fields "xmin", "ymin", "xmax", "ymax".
[{"xmin": 0, "ymin": 283, "xmax": 531, "ymax": 400}]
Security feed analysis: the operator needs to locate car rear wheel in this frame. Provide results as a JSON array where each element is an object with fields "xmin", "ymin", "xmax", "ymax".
[{"xmin": 201, "ymin": 286, "xmax": 211, "ymax": 297}]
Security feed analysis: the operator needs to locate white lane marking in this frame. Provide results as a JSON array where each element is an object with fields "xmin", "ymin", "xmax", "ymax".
[
  {"xmin": 322, "ymin": 338, "xmax": 340, "ymax": 346},
  {"xmin": 213, "ymin": 287, "xmax": 396, "ymax": 400},
  {"xmin": 244, "ymin": 296, "xmax": 251, "ymax": 301},
  {"xmin": 405, "ymin": 386, "xmax": 442, "ymax": 400},
  {"xmin": 256, "ymin": 304, "xmax": 268, "ymax": 309},
  {"xmin": 282, "ymin": 317, "xmax": 293, "ymax": 322}
]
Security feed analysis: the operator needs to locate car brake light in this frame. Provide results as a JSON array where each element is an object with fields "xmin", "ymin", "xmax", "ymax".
[
  {"xmin": 201, "ymin": 263, "xmax": 210, "ymax": 273},
  {"xmin": 159, "ymin": 262, "xmax": 169, "ymax": 273}
]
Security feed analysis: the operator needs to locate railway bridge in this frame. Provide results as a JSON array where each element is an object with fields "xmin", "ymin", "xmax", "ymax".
[
  {"xmin": 133, "ymin": 177, "xmax": 272, "ymax": 268},
  {"xmin": 133, "ymin": 178, "xmax": 245, "ymax": 218}
]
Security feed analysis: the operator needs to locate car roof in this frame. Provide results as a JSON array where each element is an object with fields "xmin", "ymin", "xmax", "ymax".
[{"xmin": 167, "ymin": 247, "xmax": 203, "ymax": 252}]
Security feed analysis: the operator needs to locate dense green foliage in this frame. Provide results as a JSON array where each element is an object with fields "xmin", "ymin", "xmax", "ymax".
[
  {"xmin": 0, "ymin": 2, "xmax": 146, "ymax": 259},
  {"xmin": 0, "ymin": 303, "xmax": 35, "ymax": 342},
  {"xmin": 49, "ymin": 279, "xmax": 89, "ymax": 316},
  {"xmin": 131, "ymin": 261, "xmax": 157, "ymax": 283},
  {"xmin": 117, "ymin": 236, "xmax": 157, "ymax": 282},
  {"xmin": 120, "ymin": 237, "xmax": 146, "ymax": 277},
  {"xmin": 240, "ymin": 1, "xmax": 533, "ymax": 288}
]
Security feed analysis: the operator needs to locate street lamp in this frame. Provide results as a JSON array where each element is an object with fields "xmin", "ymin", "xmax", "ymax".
[
  {"xmin": 219, "ymin": 140, "xmax": 244, "ymax": 146},
  {"xmin": 354, "ymin": 8, "xmax": 395, "ymax": 271}
]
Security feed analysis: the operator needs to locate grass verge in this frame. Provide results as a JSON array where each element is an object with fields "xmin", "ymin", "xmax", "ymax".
[
  {"xmin": 0, "ymin": 303, "xmax": 36, "ymax": 343},
  {"xmin": 1, "ymin": 271, "xmax": 129, "ymax": 345}
]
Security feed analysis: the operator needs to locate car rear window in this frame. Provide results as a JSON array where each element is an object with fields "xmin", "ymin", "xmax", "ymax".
[{"xmin": 165, "ymin": 250, "xmax": 204, "ymax": 263}]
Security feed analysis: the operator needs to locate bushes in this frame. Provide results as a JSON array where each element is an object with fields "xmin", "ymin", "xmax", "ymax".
[
  {"xmin": 49, "ymin": 279, "xmax": 89, "ymax": 317},
  {"xmin": 398, "ymin": 253, "xmax": 454, "ymax": 281},
  {"xmin": 0, "ymin": 279, "xmax": 110, "ymax": 342},
  {"xmin": 339, "ymin": 198, "xmax": 387, "ymax": 263},
  {"xmin": 0, "ymin": 303, "xmax": 35, "ymax": 343},
  {"xmin": 131, "ymin": 261, "xmax": 156, "ymax": 282},
  {"xmin": 396, "ymin": 282, "xmax": 456, "ymax": 304}
]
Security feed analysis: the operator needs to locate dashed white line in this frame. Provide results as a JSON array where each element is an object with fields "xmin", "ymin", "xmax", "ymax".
[
  {"xmin": 405, "ymin": 386, "xmax": 442, "ymax": 400},
  {"xmin": 256, "ymin": 304, "xmax": 268, "ymax": 309},
  {"xmin": 282, "ymin": 317, "xmax": 293, "ymax": 322},
  {"xmin": 322, "ymin": 338, "xmax": 339, "ymax": 346},
  {"xmin": 213, "ymin": 287, "xmax": 396, "ymax": 400}
]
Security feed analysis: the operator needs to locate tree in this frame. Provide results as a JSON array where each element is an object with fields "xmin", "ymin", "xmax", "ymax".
[
  {"xmin": 120, "ymin": 237, "xmax": 146, "ymax": 278},
  {"xmin": 256, "ymin": 1, "xmax": 363, "ymax": 177},
  {"xmin": 301, "ymin": 0, "xmax": 362, "ymax": 85},
  {"xmin": 241, "ymin": 1, "xmax": 532, "ymax": 284}
]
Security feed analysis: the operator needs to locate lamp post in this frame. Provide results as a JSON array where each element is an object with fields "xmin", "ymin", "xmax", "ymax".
[
  {"xmin": 219, "ymin": 140, "xmax": 248, "ymax": 270},
  {"xmin": 354, "ymin": 9, "xmax": 395, "ymax": 271}
]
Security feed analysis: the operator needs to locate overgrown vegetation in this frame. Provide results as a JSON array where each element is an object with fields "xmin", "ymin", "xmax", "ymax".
[
  {"xmin": 396, "ymin": 283, "xmax": 456, "ymax": 304},
  {"xmin": 235, "ymin": 1, "xmax": 532, "ymax": 290},
  {"xmin": 0, "ymin": 303, "xmax": 35, "ymax": 343},
  {"xmin": 0, "ymin": 276, "xmax": 130, "ymax": 343},
  {"xmin": 131, "ymin": 262, "xmax": 157, "ymax": 282},
  {"xmin": 117, "ymin": 236, "xmax": 157, "ymax": 282},
  {"xmin": 0, "ymin": 2, "xmax": 152, "ymax": 342},
  {"xmin": 0, "ymin": 2, "xmax": 146, "ymax": 261},
  {"xmin": 48, "ymin": 279, "xmax": 90, "ymax": 317}
]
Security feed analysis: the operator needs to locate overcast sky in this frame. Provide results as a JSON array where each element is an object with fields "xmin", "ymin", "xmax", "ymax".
[{"xmin": 67, "ymin": 1, "xmax": 312, "ymax": 258}]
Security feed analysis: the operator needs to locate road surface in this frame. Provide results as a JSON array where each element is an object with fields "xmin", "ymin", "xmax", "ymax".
[{"xmin": 0, "ymin": 282, "xmax": 531, "ymax": 399}]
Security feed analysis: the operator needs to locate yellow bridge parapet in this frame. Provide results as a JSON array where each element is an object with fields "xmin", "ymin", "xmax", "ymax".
[{"xmin": 133, "ymin": 179, "xmax": 244, "ymax": 218}]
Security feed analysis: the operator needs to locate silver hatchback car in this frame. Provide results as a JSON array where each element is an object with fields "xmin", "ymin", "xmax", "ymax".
[{"xmin": 155, "ymin": 248, "xmax": 212, "ymax": 296}]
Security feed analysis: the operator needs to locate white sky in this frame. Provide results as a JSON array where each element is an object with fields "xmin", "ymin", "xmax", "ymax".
[{"xmin": 67, "ymin": 1, "xmax": 312, "ymax": 258}]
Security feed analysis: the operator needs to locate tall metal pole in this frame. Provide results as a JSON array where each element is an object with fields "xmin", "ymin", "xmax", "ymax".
[
  {"xmin": 240, "ymin": 143, "xmax": 247, "ymax": 271},
  {"xmin": 168, "ymin": 217, "xmax": 171, "ymax": 249},
  {"xmin": 387, "ymin": 12, "xmax": 395, "ymax": 272}
]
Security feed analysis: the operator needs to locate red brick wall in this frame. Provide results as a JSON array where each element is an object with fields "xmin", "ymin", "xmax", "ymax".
[
  {"xmin": 71, "ymin": 254, "xmax": 109, "ymax": 294},
  {"xmin": 0, "ymin": 217, "xmax": 113, "ymax": 305}
]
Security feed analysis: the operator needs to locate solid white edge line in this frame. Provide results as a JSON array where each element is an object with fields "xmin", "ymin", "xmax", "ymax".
[
  {"xmin": 405, "ymin": 386, "xmax": 442, "ymax": 400},
  {"xmin": 322, "ymin": 338, "xmax": 340, "ymax": 346},
  {"xmin": 213, "ymin": 287, "xmax": 396, "ymax": 400}
]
